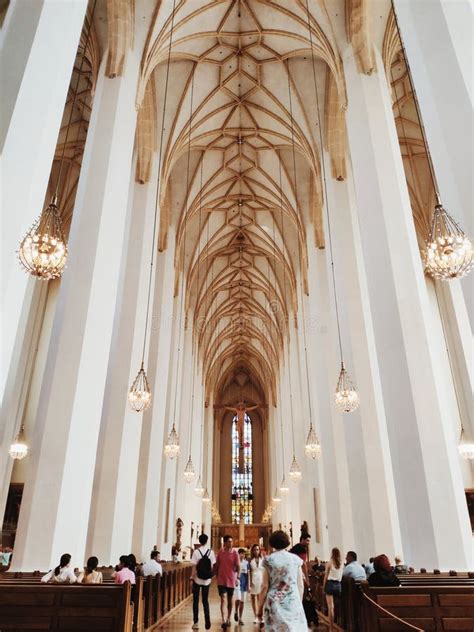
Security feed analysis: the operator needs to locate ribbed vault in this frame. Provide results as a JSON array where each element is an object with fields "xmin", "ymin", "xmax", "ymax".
[{"xmin": 134, "ymin": 0, "xmax": 350, "ymax": 404}]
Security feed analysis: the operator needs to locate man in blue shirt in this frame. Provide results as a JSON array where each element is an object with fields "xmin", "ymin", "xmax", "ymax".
[{"xmin": 343, "ymin": 551, "xmax": 367, "ymax": 581}]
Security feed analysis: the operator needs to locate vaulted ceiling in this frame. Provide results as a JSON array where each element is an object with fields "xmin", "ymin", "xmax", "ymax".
[{"xmin": 48, "ymin": 0, "xmax": 431, "ymax": 406}]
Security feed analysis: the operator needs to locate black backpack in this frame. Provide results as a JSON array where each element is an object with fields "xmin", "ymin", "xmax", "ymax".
[{"xmin": 196, "ymin": 549, "xmax": 213, "ymax": 580}]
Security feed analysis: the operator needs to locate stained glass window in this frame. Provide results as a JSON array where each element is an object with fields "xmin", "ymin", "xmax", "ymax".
[{"xmin": 231, "ymin": 413, "xmax": 253, "ymax": 524}]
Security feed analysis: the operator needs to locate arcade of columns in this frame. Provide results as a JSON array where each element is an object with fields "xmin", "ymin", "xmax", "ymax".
[{"xmin": 1, "ymin": 0, "xmax": 472, "ymax": 573}]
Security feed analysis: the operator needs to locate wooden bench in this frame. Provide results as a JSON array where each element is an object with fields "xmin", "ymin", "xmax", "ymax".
[
  {"xmin": 359, "ymin": 582, "xmax": 474, "ymax": 631},
  {"xmin": 0, "ymin": 582, "xmax": 132, "ymax": 631}
]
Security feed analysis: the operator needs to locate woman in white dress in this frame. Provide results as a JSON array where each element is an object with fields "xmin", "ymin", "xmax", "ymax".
[
  {"xmin": 323, "ymin": 547, "xmax": 343, "ymax": 624},
  {"xmin": 257, "ymin": 531, "xmax": 306, "ymax": 632},
  {"xmin": 249, "ymin": 544, "xmax": 264, "ymax": 623},
  {"xmin": 41, "ymin": 553, "xmax": 77, "ymax": 583}
]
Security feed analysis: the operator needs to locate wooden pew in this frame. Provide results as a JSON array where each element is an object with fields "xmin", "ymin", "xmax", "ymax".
[
  {"xmin": 359, "ymin": 582, "xmax": 474, "ymax": 631},
  {"xmin": 0, "ymin": 582, "xmax": 132, "ymax": 632}
]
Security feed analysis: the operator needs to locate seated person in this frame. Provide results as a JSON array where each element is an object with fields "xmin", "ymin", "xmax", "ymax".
[
  {"xmin": 41, "ymin": 553, "xmax": 77, "ymax": 583},
  {"xmin": 365, "ymin": 557, "xmax": 375, "ymax": 577},
  {"xmin": 114, "ymin": 555, "xmax": 136, "ymax": 585},
  {"xmin": 342, "ymin": 551, "xmax": 366, "ymax": 581},
  {"xmin": 394, "ymin": 556, "xmax": 409, "ymax": 574},
  {"xmin": 368, "ymin": 554, "xmax": 401, "ymax": 587},
  {"xmin": 77, "ymin": 556, "xmax": 103, "ymax": 583},
  {"xmin": 143, "ymin": 550, "xmax": 163, "ymax": 577}
]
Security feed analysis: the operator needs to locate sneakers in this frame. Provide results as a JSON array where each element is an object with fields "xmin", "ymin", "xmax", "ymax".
[
  {"xmin": 239, "ymin": 619, "xmax": 244, "ymax": 625},
  {"xmin": 205, "ymin": 623, "xmax": 211, "ymax": 631},
  {"xmin": 234, "ymin": 611, "xmax": 239, "ymax": 622},
  {"xmin": 192, "ymin": 624, "xmax": 199, "ymax": 630}
]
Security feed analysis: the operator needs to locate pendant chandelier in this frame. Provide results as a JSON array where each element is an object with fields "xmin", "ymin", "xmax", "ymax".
[
  {"xmin": 272, "ymin": 489, "xmax": 282, "ymax": 504},
  {"xmin": 195, "ymin": 476, "xmax": 205, "ymax": 497},
  {"xmin": 279, "ymin": 477, "xmax": 289, "ymax": 496},
  {"xmin": 278, "ymin": 407, "xmax": 289, "ymax": 495},
  {"xmin": 289, "ymin": 455, "xmax": 302, "ymax": 483},
  {"xmin": 17, "ymin": 3, "xmax": 97, "ymax": 279},
  {"xmin": 202, "ymin": 489, "xmax": 211, "ymax": 503},
  {"xmin": 304, "ymin": 2, "xmax": 359, "ymax": 414},
  {"xmin": 164, "ymin": 424, "xmax": 180, "ymax": 459},
  {"xmin": 183, "ymin": 455, "xmax": 196, "ymax": 483},
  {"xmin": 458, "ymin": 426, "xmax": 474, "ymax": 460},
  {"xmin": 391, "ymin": 2, "xmax": 472, "ymax": 281},
  {"xmin": 305, "ymin": 424, "xmax": 322, "ymax": 459},
  {"xmin": 129, "ymin": 0, "xmax": 177, "ymax": 412},
  {"xmin": 9, "ymin": 425, "xmax": 28, "ymax": 461}
]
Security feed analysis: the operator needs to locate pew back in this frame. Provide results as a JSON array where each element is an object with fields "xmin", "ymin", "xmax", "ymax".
[{"xmin": 0, "ymin": 582, "xmax": 132, "ymax": 632}]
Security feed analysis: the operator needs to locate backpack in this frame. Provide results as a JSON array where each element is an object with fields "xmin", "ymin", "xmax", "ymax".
[{"xmin": 196, "ymin": 549, "xmax": 213, "ymax": 580}]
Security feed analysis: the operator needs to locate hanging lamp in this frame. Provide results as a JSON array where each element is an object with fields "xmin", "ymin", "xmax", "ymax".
[
  {"xmin": 129, "ymin": 0, "xmax": 177, "ymax": 412},
  {"xmin": 202, "ymin": 488, "xmax": 211, "ymax": 503},
  {"xmin": 183, "ymin": 455, "xmax": 196, "ymax": 483},
  {"xmin": 278, "ymin": 407, "xmax": 289, "ymax": 495},
  {"xmin": 289, "ymin": 455, "xmax": 302, "ymax": 483},
  {"xmin": 17, "ymin": 3, "xmax": 98, "ymax": 279},
  {"xmin": 9, "ymin": 426, "xmax": 28, "ymax": 461},
  {"xmin": 164, "ymin": 424, "xmax": 180, "ymax": 459},
  {"xmin": 195, "ymin": 476, "xmax": 205, "ymax": 497},
  {"xmin": 272, "ymin": 489, "xmax": 282, "ymax": 503},
  {"xmin": 391, "ymin": 2, "xmax": 472, "ymax": 281},
  {"xmin": 304, "ymin": 3, "xmax": 359, "ymax": 414},
  {"xmin": 279, "ymin": 476, "xmax": 289, "ymax": 496},
  {"xmin": 305, "ymin": 424, "xmax": 322, "ymax": 459},
  {"xmin": 458, "ymin": 426, "xmax": 474, "ymax": 460}
]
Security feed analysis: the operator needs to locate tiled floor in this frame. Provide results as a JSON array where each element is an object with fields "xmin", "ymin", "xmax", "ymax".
[{"xmin": 157, "ymin": 585, "xmax": 329, "ymax": 630}]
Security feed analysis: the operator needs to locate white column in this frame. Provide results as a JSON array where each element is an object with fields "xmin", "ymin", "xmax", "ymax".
[
  {"xmin": 1, "ymin": 0, "xmax": 87, "ymax": 403},
  {"xmin": 344, "ymin": 49, "xmax": 472, "ymax": 570},
  {"xmin": 11, "ymin": 46, "xmax": 143, "ymax": 571},
  {"xmin": 85, "ymin": 159, "xmax": 158, "ymax": 565},
  {"xmin": 306, "ymin": 237, "xmax": 355, "ymax": 555},
  {"xmin": 132, "ymin": 224, "xmax": 177, "ymax": 560},
  {"xmin": 328, "ymin": 169, "xmax": 403, "ymax": 560},
  {"xmin": 394, "ymin": 0, "xmax": 473, "ymax": 441}
]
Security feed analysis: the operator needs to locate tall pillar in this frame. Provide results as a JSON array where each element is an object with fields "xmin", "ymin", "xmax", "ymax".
[
  {"xmin": 327, "ymin": 169, "xmax": 403, "ymax": 560},
  {"xmin": 0, "ymin": 0, "xmax": 87, "ymax": 516},
  {"xmin": 343, "ymin": 49, "xmax": 472, "ymax": 569},
  {"xmin": 85, "ymin": 159, "xmax": 158, "ymax": 565},
  {"xmin": 306, "ymin": 237, "xmax": 355, "ymax": 555},
  {"xmin": 11, "ymin": 42, "xmax": 144, "ymax": 570},
  {"xmin": 1, "ymin": 0, "xmax": 87, "ymax": 399},
  {"xmin": 132, "ymin": 225, "xmax": 177, "ymax": 560},
  {"xmin": 394, "ymin": 0, "xmax": 473, "ymax": 442}
]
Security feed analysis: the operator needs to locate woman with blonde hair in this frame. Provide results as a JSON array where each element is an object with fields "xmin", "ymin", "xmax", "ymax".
[{"xmin": 323, "ymin": 547, "xmax": 342, "ymax": 624}]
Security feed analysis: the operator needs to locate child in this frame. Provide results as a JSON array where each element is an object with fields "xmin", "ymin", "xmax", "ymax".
[{"xmin": 234, "ymin": 548, "xmax": 249, "ymax": 625}]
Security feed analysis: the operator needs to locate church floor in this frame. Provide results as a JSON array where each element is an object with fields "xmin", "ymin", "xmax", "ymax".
[{"xmin": 157, "ymin": 585, "xmax": 329, "ymax": 630}]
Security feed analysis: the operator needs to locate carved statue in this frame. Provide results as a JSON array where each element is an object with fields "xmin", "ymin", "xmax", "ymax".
[{"xmin": 176, "ymin": 517, "xmax": 184, "ymax": 550}]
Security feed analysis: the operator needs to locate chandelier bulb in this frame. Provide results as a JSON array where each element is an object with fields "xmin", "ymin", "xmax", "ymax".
[
  {"xmin": 272, "ymin": 488, "xmax": 282, "ymax": 503},
  {"xmin": 334, "ymin": 362, "xmax": 359, "ymax": 413},
  {"xmin": 279, "ymin": 476, "xmax": 289, "ymax": 496},
  {"xmin": 202, "ymin": 488, "xmax": 211, "ymax": 503}
]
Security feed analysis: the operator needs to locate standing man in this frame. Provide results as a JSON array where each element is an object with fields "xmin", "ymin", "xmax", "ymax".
[
  {"xmin": 215, "ymin": 535, "xmax": 241, "ymax": 629},
  {"xmin": 190, "ymin": 534, "xmax": 215, "ymax": 630}
]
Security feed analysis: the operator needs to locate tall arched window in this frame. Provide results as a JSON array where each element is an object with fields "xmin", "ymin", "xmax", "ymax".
[{"xmin": 231, "ymin": 413, "xmax": 253, "ymax": 524}]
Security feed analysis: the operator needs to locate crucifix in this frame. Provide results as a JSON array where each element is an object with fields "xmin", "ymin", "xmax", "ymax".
[{"xmin": 215, "ymin": 400, "xmax": 264, "ymax": 471}]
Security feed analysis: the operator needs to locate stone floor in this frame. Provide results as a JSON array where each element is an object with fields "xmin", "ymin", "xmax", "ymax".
[{"xmin": 157, "ymin": 585, "xmax": 329, "ymax": 630}]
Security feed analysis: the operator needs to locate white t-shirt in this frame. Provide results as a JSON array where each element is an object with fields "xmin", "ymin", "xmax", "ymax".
[
  {"xmin": 191, "ymin": 546, "xmax": 216, "ymax": 586},
  {"xmin": 41, "ymin": 566, "xmax": 77, "ymax": 583},
  {"xmin": 142, "ymin": 559, "xmax": 163, "ymax": 577}
]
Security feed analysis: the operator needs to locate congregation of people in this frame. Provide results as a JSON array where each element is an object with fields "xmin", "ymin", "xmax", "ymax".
[{"xmin": 23, "ymin": 531, "xmax": 410, "ymax": 630}]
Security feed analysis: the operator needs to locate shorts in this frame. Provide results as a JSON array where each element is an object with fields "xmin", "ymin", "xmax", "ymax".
[
  {"xmin": 218, "ymin": 585, "xmax": 234, "ymax": 597},
  {"xmin": 324, "ymin": 579, "xmax": 341, "ymax": 596},
  {"xmin": 234, "ymin": 588, "xmax": 248, "ymax": 602}
]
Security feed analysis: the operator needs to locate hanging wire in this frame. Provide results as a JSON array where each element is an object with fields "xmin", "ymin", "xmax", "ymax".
[
  {"xmin": 304, "ymin": 0, "xmax": 344, "ymax": 364},
  {"xmin": 285, "ymin": 54, "xmax": 319, "ymax": 451},
  {"xmin": 277, "ymin": 147, "xmax": 298, "ymax": 468},
  {"xmin": 141, "ymin": 0, "xmax": 178, "ymax": 363},
  {"xmin": 170, "ymin": 66, "xmax": 196, "ymax": 436}
]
